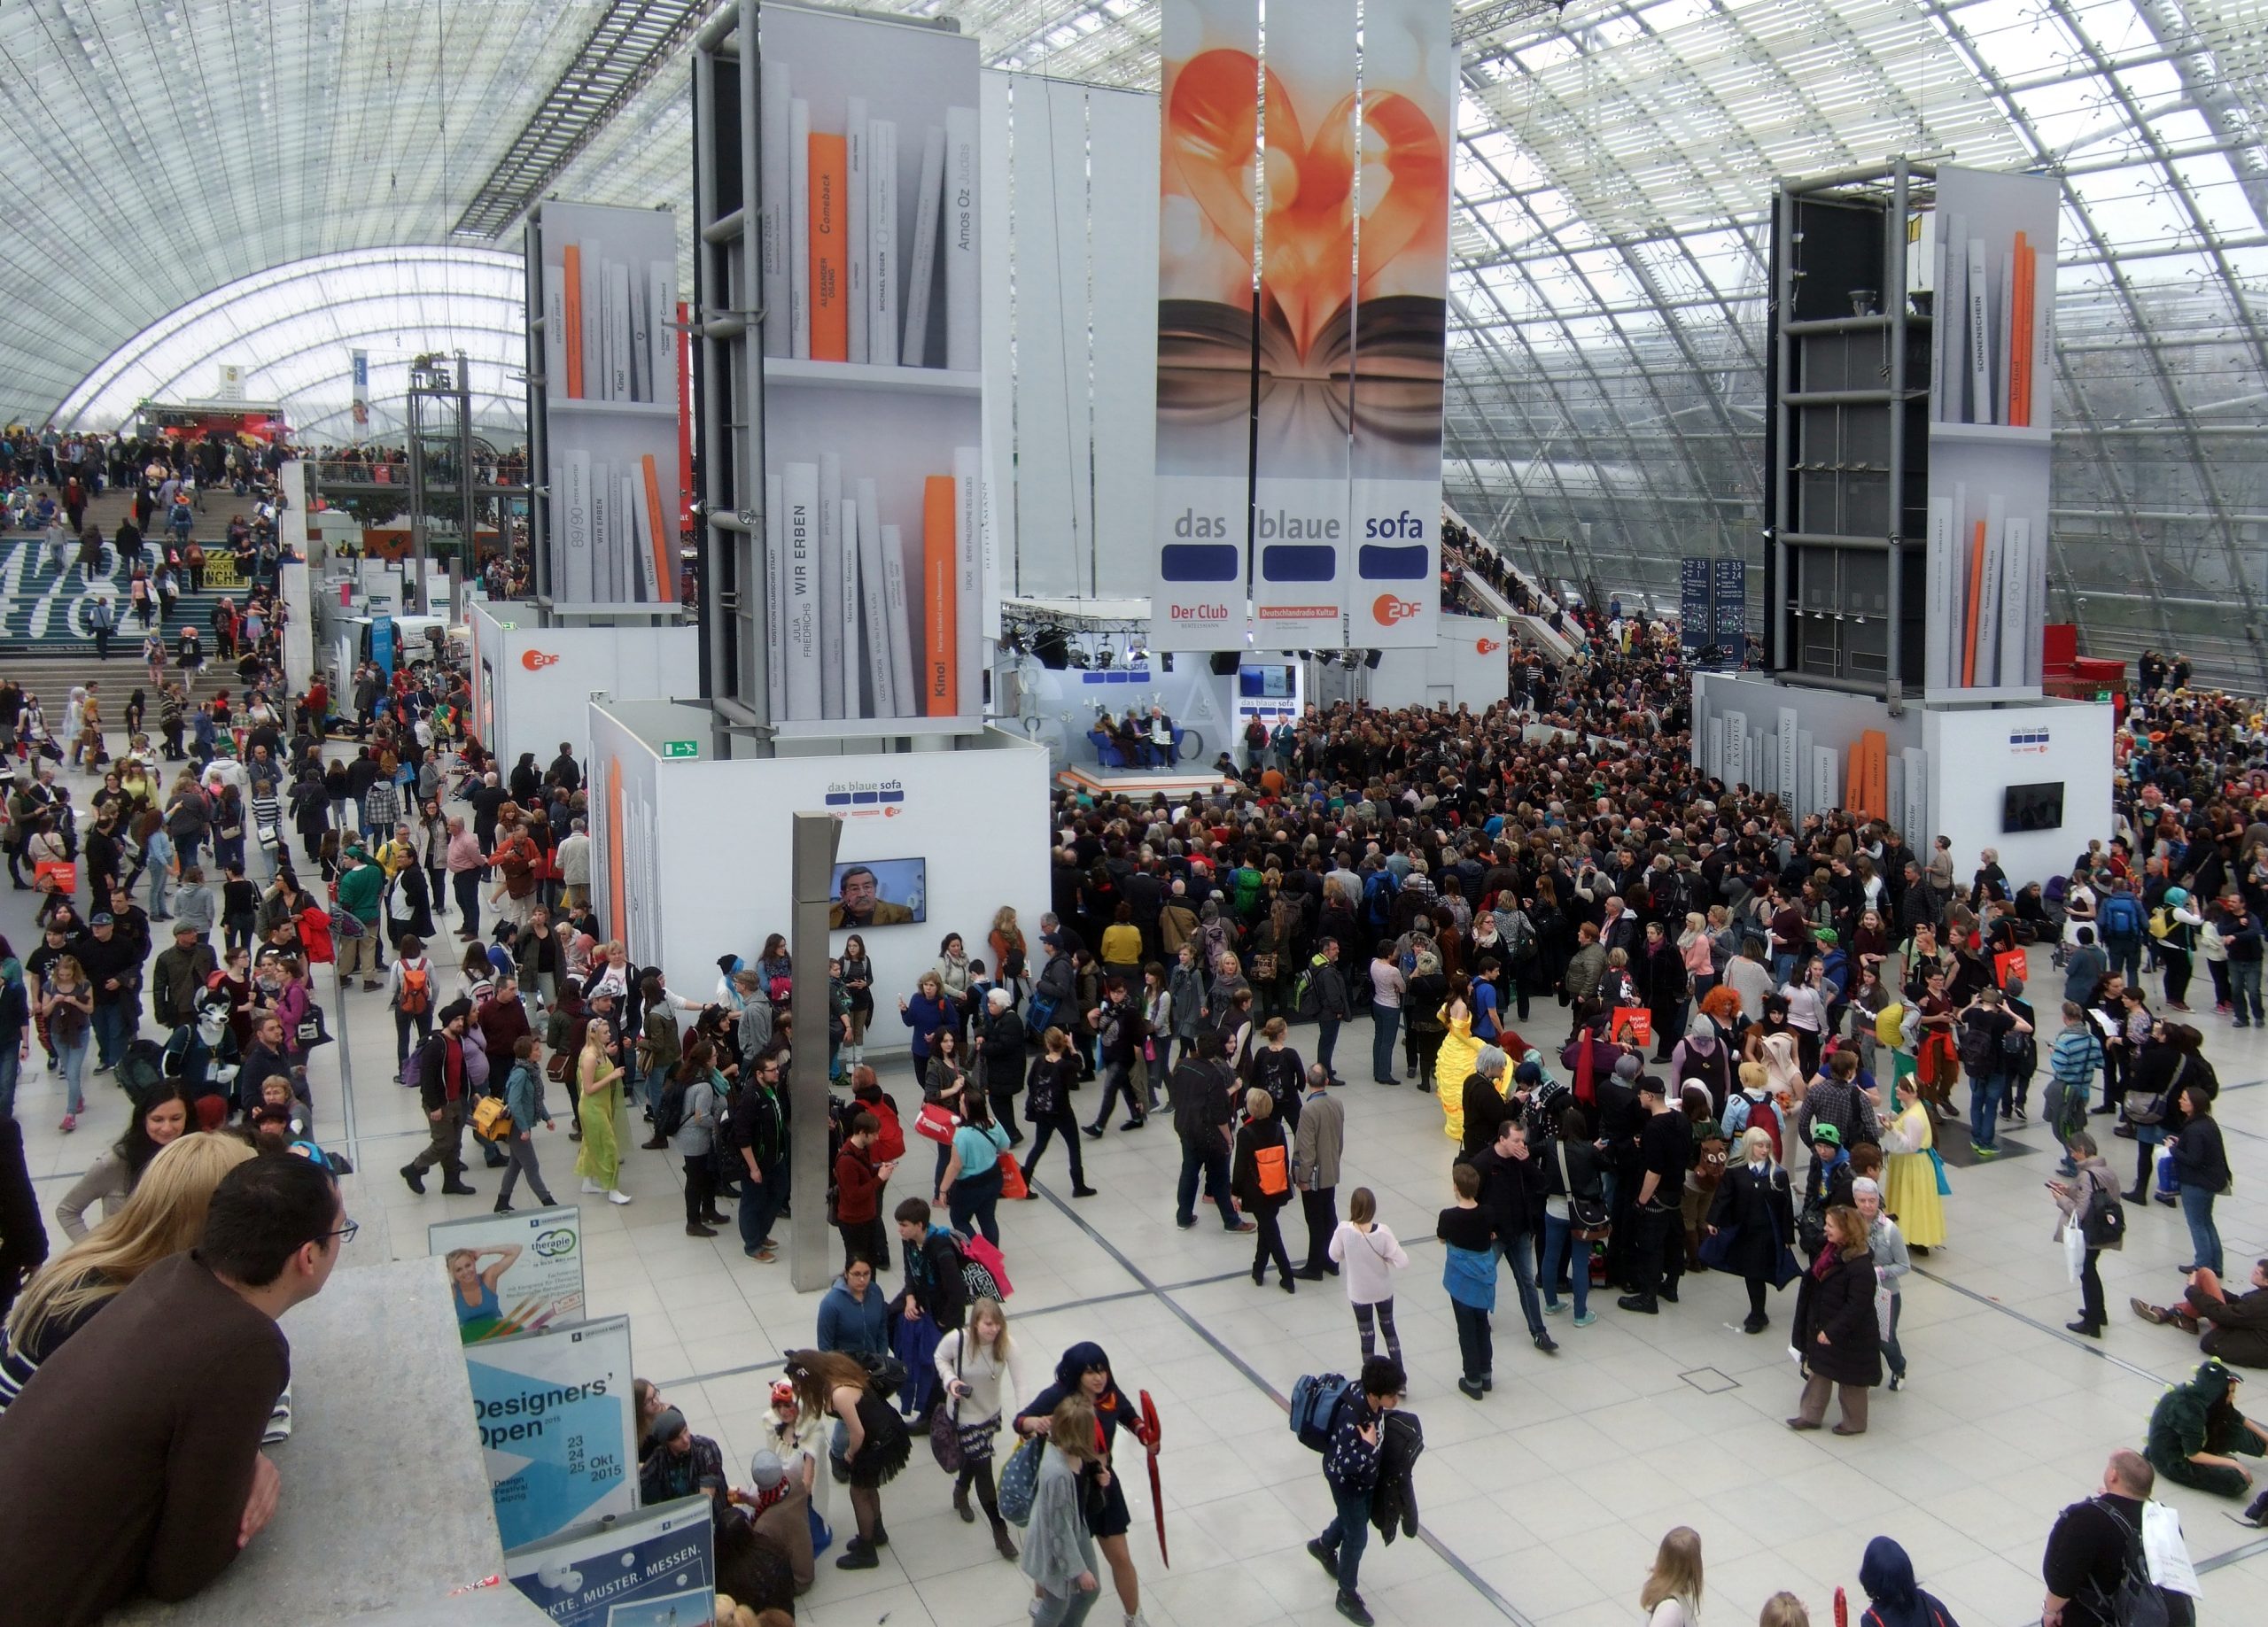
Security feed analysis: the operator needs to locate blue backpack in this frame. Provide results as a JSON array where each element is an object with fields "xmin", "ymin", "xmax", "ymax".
[
  {"xmin": 2100, "ymin": 894, "xmax": 2143, "ymax": 942},
  {"xmin": 1290, "ymin": 1372, "xmax": 1352, "ymax": 1453}
]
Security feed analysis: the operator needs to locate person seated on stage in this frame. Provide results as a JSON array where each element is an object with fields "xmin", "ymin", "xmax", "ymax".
[
  {"xmin": 2133, "ymin": 1259, "xmax": 2268, "ymax": 1367},
  {"xmin": 1146, "ymin": 707, "xmax": 1175, "ymax": 766},
  {"xmin": 2145, "ymin": 1358, "xmax": 2268, "ymax": 1497}
]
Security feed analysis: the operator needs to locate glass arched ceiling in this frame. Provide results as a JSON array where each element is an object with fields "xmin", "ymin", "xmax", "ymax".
[
  {"xmin": 542, "ymin": 0, "xmax": 2268, "ymax": 686},
  {"xmin": 57, "ymin": 248, "xmax": 532, "ymax": 443},
  {"xmin": 3, "ymin": 0, "xmax": 2263, "ymax": 678},
  {"xmin": 0, "ymin": 0, "xmax": 608, "ymax": 425}
]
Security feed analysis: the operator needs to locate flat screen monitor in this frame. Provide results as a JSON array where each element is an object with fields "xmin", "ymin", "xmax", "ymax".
[
  {"xmin": 828, "ymin": 858, "xmax": 927, "ymax": 929},
  {"xmin": 2002, "ymin": 781, "xmax": 2064, "ymax": 833}
]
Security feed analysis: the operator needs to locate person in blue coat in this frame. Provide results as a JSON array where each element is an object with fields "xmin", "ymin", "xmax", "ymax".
[{"xmin": 817, "ymin": 1257, "xmax": 889, "ymax": 1359}]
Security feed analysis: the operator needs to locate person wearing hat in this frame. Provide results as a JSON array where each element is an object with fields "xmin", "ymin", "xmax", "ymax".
[
  {"xmin": 2146, "ymin": 1359, "xmax": 2268, "ymax": 1499},
  {"xmin": 150, "ymin": 922, "xmax": 219, "ymax": 1040},
  {"xmin": 333, "ymin": 845, "xmax": 385, "ymax": 991},
  {"xmin": 1799, "ymin": 1123, "xmax": 1856, "ymax": 1253},
  {"xmin": 638, "ymin": 1405, "xmax": 730, "ymax": 1517},
  {"xmin": 2155, "ymin": 885, "xmax": 2202, "ymax": 1011},
  {"xmin": 726, "ymin": 1446, "xmax": 815, "ymax": 1594},
  {"xmin": 1618, "ymin": 1073, "xmax": 1690, "ymax": 1316}
]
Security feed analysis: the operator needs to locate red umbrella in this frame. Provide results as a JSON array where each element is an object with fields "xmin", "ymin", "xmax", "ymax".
[{"xmin": 1138, "ymin": 1390, "xmax": 1168, "ymax": 1567}]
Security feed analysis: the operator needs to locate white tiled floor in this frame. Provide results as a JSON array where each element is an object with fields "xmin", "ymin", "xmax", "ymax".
[{"xmin": 12, "ymin": 787, "xmax": 2268, "ymax": 1626}]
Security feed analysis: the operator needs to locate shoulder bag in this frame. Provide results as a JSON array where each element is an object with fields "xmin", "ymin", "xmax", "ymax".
[
  {"xmin": 929, "ymin": 1336, "xmax": 965, "ymax": 1473},
  {"xmin": 1555, "ymin": 1141, "xmax": 1610, "ymax": 1241},
  {"xmin": 2122, "ymin": 1055, "xmax": 2185, "ymax": 1127}
]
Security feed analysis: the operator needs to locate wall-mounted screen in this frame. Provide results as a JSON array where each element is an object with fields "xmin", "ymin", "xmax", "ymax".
[
  {"xmin": 829, "ymin": 858, "xmax": 928, "ymax": 928},
  {"xmin": 2003, "ymin": 780, "xmax": 2064, "ymax": 833},
  {"xmin": 1239, "ymin": 662, "xmax": 1295, "ymax": 699}
]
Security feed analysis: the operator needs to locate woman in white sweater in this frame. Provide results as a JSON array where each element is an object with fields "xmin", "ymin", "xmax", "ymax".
[
  {"xmin": 1326, "ymin": 1187, "xmax": 1410, "ymax": 1366},
  {"xmin": 933, "ymin": 1295, "xmax": 1028, "ymax": 1560}
]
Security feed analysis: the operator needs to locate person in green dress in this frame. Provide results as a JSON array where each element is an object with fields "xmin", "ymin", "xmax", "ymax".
[{"xmin": 576, "ymin": 1017, "xmax": 633, "ymax": 1205}]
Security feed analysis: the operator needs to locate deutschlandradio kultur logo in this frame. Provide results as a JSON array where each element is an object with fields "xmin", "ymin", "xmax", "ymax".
[{"xmin": 824, "ymin": 779, "xmax": 907, "ymax": 819}]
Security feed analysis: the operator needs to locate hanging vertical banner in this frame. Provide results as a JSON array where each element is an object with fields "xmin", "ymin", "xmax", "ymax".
[
  {"xmin": 1348, "ymin": 0, "xmax": 1453, "ymax": 649},
  {"xmin": 1150, "ymin": 0, "xmax": 1260, "ymax": 651},
  {"xmin": 1712, "ymin": 558, "xmax": 1748, "ymax": 662},
  {"xmin": 1248, "ymin": 9, "xmax": 1358, "ymax": 650},
  {"xmin": 350, "ymin": 349, "xmax": 370, "ymax": 431},
  {"xmin": 1679, "ymin": 557, "xmax": 1712, "ymax": 655}
]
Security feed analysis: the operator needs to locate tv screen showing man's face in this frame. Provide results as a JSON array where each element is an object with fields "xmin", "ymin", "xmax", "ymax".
[{"xmin": 828, "ymin": 858, "xmax": 925, "ymax": 928}]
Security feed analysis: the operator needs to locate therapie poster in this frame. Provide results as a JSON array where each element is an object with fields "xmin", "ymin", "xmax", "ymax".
[{"xmin": 431, "ymin": 1204, "xmax": 587, "ymax": 1345}]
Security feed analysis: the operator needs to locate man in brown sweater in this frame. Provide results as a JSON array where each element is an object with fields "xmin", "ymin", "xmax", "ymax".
[{"xmin": 0, "ymin": 1151, "xmax": 346, "ymax": 1626}]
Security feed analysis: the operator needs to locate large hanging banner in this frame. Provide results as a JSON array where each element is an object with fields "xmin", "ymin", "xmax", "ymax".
[
  {"xmin": 1249, "ymin": 9, "xmax": 1358, "ymax": 649},
  {"xmin": 1150, "ymin": 0, "xmax": 1453, "ymax": 653},
  {"xmin": 429, "ymin": 1204, "xmax": 587, "ymax": 1345},
  {"xmin": 470, "ymin": 1313, "xmax": 636, "ymax": 1551},
  {"xmin": 504, "ymin": 1495, "xmax": 716, "ymax": 1627},
  {"xmin": 1348, "ymin": 0, "xmax": 1453, "ymax": 648},
  {"xmin": 1151, "ymin": 0, "xmax": 1261, "ymax": 651}
]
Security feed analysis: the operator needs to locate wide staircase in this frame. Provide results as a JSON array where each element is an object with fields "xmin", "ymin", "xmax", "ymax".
[{"xmin": 1, "ymin": 483, "xmax": 254, "ymax": 704}]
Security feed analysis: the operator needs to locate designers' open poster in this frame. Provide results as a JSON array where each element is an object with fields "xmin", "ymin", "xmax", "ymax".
[{"xmin": 469, "ymin": 1314, "xmax": 636, "ymax": 1551}]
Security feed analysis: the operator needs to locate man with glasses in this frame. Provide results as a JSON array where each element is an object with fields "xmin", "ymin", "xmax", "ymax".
[{"xmin": 0, "ymin": 1152, "xmax": 350, "ymax": 1625}]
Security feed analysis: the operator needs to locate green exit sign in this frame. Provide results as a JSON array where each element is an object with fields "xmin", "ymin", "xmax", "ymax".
[{"xmin": 664, "ymin": 740, "xmax": 700, "ymax": 759}]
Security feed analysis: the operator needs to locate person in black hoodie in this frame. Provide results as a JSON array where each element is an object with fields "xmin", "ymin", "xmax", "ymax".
[
  {"xmin": 1459, "ymin": 1046, "xmax": 1509, "ymax": 1157},
  {"xmin": 1464, "ymin": 1116, "xmax": 1557, "ymax": 1354}
]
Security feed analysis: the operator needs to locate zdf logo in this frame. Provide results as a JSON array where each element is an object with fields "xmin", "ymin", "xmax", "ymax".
[
  {"xmin": 521, "ymin": 649, "xmax": 562, "ymax": 671},
  {"xmin": 1475, "ymin": 639, "xmax": 1502, "ymax": 655},
  {"xmin": 1371, "ymin": 594, "xmax": 1421, "ymax": 626}
]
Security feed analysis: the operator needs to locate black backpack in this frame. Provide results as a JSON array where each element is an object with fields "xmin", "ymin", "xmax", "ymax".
[
  {"xmin": 655, "ymin": 1076, "xmax": 691, "ymax": 1141},
  {"xmin": 2082, "ymin": 1499, "xmax": 2170, "ymax": 1627}
]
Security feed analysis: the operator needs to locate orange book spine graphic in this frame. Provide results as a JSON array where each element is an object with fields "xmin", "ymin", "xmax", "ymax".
[
  {"xmin": 641, "ymin": 454, "xmax": 673, "ymax": 603},
  {"xmin": 562, "ymin": 244, "xmax": 585, "ymax": 399},
  {"xmin": 810, "ymin": 133, "xmax": 849, "ymax": 362},
  {"xmin": 1962, "ymin": 521, "xmax": 1986, "ymax": 686},
  {"xmin": 923, "ymin": 474, "xmax": 958, "ymax": 714}
]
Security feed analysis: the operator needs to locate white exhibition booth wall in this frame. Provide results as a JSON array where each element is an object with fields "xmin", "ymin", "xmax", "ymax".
[
  {"xmin": 467, "ymin": 600, "xmax": 699, "ymax": 777},
  {"xmin": 587, "ymin": 698, "xmax": 1052, "ymax": 1052},
  {"xmin": 1365, "ymin": 612, "xmax": 1514, "ymax": 711},
  {"xmin": 1691, "ymin": 670, "xmax": 2114, "ymax": 891},
  {"xmin": 1002, "ymin": 659, "xmax": 1239, "ymax": 775}
]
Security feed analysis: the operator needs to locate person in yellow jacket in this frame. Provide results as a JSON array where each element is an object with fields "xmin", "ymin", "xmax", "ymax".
[{"xmin": 1433, "ymin": 975, "xmax": 1482, "ymax": 1142}]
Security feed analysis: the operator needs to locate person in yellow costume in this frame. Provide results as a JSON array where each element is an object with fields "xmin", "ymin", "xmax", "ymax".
[
  {"xmin": 1877, "ymin": 1074, "xmax": 1946, "ymax": 1248},
  {"xmin": 1434, "ymin": 974, "xmax": 1482, "ymax": 1143}
]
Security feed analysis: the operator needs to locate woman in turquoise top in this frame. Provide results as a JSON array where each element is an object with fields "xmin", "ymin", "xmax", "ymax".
[
  {"xmin": 447, "ymin": 1243, "xmax": 522, "ymax": 1334},
  {"xmin": 939, "ymin": 1093, "xmax": 1012, "ymax": 1245}
]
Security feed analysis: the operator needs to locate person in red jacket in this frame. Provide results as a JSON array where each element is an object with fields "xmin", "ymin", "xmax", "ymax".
[{"xmin": 833, "ymin": 1112, "xmax": 897, "ymax": 1274}]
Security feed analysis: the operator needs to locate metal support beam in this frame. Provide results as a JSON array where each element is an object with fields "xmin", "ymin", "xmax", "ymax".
[{"xmin": 788, "ymin": 810, "xmax": 843, "ymax": 1293}]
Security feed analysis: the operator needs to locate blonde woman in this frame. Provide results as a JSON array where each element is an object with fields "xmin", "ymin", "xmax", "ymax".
[
  {"xmin": 0, "ymin": 1132, "xmax": 257, "ymax": 1409},
  {"xmin": 933, "ymin": 1295, "xmax": 1028, "ymax": 1559},
  {"xmin": 1640, "ymin": 1525, "xmax": 1704, "ymax": 1627},
  {"xmin": 1021, "ymin": 1395, "xmax": 1104, "ymax": 1626},
  {"xmin": 575, "ymin": 1017, "xmax": 632, "ymax": 1205}
]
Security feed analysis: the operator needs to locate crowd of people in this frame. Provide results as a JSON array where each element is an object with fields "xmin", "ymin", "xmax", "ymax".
[{"xmin": 0, "ymin": 510, "xmax": 2261, "ymax": 1623}]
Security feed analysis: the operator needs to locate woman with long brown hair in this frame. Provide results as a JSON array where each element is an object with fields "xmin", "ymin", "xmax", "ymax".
[{"xmin": 782, "ymin": 1347, "xmax": 910, "ymax": 1569}]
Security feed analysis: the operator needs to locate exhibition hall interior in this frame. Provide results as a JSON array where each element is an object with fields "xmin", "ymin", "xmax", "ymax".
[{"xmin": 5, "ymin": 1, "xmax": 2268, "ymax": 1625}]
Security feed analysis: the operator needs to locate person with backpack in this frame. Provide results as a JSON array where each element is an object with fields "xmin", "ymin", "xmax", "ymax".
[
  {"xmin": 2098, "ymin": 879, "xmax": 2147, "ymax": 991},
  {"xmin": 1020, "ymin": 1027, "xmax": 1093, "ymax": 1199},
  {"xmin": 2050, "ymin": 1131, "xmax": 2124, "ymax": 1337},
  {"xmin": 387, "ymin": 934, "xmax": 437, "ymax": 1081},
  {"xmin": 2152, "ymin": 887, "xmax": 2202, "ymax": 1011},
  {"xmin": 493, "ymin": 1034, "xmax": 557, "ymax": 1214},
  {"xmin": 1295, "ymin": 937, "xmax": 1353, "ymax": 1085},
  {"xmin": 1231, "ymin": 1088, "xmax": 1298, "ymax": 1291},
  {"xmin": 1303, "ymin": 1353, "xmax": 1403, "ymax": 1627},
  {"xmin": 1169, "ymin": 1030, "xmax": 1252, "ymax": 1235},
  {"xmin": 1953, "ymin": 984, "xmax": 2029, "ymax": 1158},
  {"xmin": 2041, "ymin": 1449, "xmax": 2188, "ymax": 1627}
]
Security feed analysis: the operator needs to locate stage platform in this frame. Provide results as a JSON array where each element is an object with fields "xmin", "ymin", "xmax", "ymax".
[{"xmin": 1056, "ymin": 763, "xmax": 1235, "ymax": 800}]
